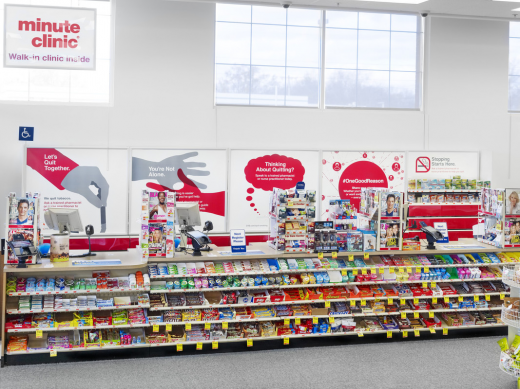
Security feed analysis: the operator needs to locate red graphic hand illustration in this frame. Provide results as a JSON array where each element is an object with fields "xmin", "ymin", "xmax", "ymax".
[{"xmin": 146, "ymin": 169, "xmax": 225, "ymax": 217}]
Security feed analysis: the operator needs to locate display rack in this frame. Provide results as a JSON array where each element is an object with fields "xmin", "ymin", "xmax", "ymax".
[
  {"xmin": 3, "ymin": 240, "xmax": 517, "ymax": 365},
  {"xmin": 4, "ymin": 193, "xmax": 41, "ymax": 265},
  {"xmin": 358, "ymin": 188, "xmax": 403, "ymax": 251},
  {"xmin": 268, "ymin": 188, "xmax": 317, "ymax": 253},
  {"xmin": 139, "ymin": 190, "xmax": 175, "ymax": 259},
  {"xmin": 478, "ymin": 188, "xmax": 505, "ymax": 248}
]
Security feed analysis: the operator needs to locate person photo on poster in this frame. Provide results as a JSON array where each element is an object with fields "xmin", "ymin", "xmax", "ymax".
[
  {"xmin": 149, "ymin": 191, "xmax": 167, "ymax": 219},
  {"xmin": 15, "ymin": 199, "xmax": 30, "ymax": 225},
  {"xmin": 383, "ymin": 194, "xmax": 398, "ymax": 217},
  {"xmin": 507, "ymin": 190, "xmax": 520, "ymax": 215}
]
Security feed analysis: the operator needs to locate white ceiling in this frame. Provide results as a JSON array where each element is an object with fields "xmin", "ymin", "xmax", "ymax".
[{"xmin": 187, "ymin": 0, "xmax": 520, "ymax": 19}]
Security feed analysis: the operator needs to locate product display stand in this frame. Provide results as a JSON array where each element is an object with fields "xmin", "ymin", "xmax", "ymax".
[
  {"xmin": 478, "ymin": 188, "xmax": 506, "ymax": 248},
  {"xmin": 139, "ymin": 190, "xmax": 175, "ymax": 259},
  {"xmin": 498, "ymin": 264, "xmax": 520, "ymax": 384},
  {"xmin": 2, "ymin": 240, "xmax": 517, "ymax": 365}
]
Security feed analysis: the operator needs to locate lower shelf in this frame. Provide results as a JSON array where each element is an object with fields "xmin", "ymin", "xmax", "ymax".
[{"xmin": 5, "ymin": 323, "xmax": 507, "ymax": 356}]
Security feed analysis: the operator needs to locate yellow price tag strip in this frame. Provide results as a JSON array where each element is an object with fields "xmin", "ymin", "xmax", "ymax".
[
  {"xmin": 387, "ymin": 331, "xmax": 392, "ymax": 338},
  {"xmin": 329, "ymin": 316, "xmax": 335, "ymax": 324},
  {"xmin": 36, "ymin": 330, "xmax": 43, "ymax": 338},
  {"xmin": 313, "ymin": 317, "xmax": 319, "ymax": 324},
  {"xmin": 325, "ymin": 301, "xmax": 331, "ymax": 308},
  {"xmin": 196, "ymin": 342, "xmax": 203, "ymax": 350},
  {"xmin": 432, "ymin": 297, "xmax": 437, "ymax": 304},
  {"xmin": 414, "ymin": 312, "xmax": 419, "ymax": 319},
  {"xmin": 458, "ymin": 296, "xmax": 463, "ymax": 302},
  {"xmin": 444, "ymin": 296, "xmax": 449, "ymax": 303},
  {"xmin": 422, "ymin": 282, "xmax": 428, "ymax": 288},
  {"xmin": 485, "ymin": 294, "xmax": 490, "ymax": 302},
  {"xmin": 205, "ymin": 322, "xmax": 211, "ymax": 330},
  {"xmin": 400, "ymin": 299, "xmax": 405, "ymax": 305},
  {"xmin": 284, "ymin": 318, "xmax": 290, "ymax": 326},
  {"xmin": 357, "ymin": 331, "xmax": 364, "ymax": 337},
  {"xmin": 414, "ymin": 329, "xmax": 420, "ymax": 337},
  {"xmin": 247, "ymin": 338, "xmax": 253, "ymax": 347},
  {"xmin": 341, "ymin": 270, "xmax": 347, "ymax": 276},
  {"xmin": 186, "ymin": 323, "xmax": 192, "ymax": 331},
  {"xmin": 50, "ymin": 350, "xmax": 57, "ymax": 357},
  {"xmin": 388, "ymin": 298, "xmax": 393, "ymax": 305},
  {"xmin": 283, "ymin": 337, "xmax": 289, "ymax": 345},
  {"xmin": 350, "ymin": 300, "xmax": 355, "ymax": 307},
  {"xmin": 429, "ymin": 312, "xmax": 434, "ymax": 318},
  {"xmin": 222, "ymin": 322, "xmax": 228, "ymax": 329},
  {"xmin": 402, "ymin": 330, "xmax": 408, "ymax": 338},
  {"xmin": 295, "ymin": 318, "xmax": 301, "ymax": 325},
  {"xmin": 212, "ymin": 340, "xmax": 218, "ymax": 349},
  {"xmin": 429, "ymin": 327, "xmax": 436, "ymax": 334},
  {"xmin": 399, "ymin": 267, "xmax": 405, "ymax": 273},
  {"xmin": 353, "ymin": 269, "xmax": 358, "ymax": 275},
  {"xmin": 431, "ymin": 282, "xmax": 436, "ymax": 288},
  {"xmin": 407, "ymin": 267, "xmax": 412, "ymax": 273},
  {"xmin": 362, "ymin": 268, "xmax": 367, "ymax": 275},
  {"xmin": 176, "ymin": 343, "xmax": 183, "ymax": 352},
  {"xmin": 332, "ymin": 252, "xmax": 338, "ymax": 259},
  {"xmin": 379, "ymin": 267, "xmax": 384, "ymax": 274},
  {"xmin": 401, "ymin": 312, "xmax": 406, "ymax": 319},
  {"xmin": 474, "ymin": 295, "xmax": 479, "ymax": 302},
  {"xmin": 166, "ymin": 324, "xmax": 172, "ymax": 331},
  {"xmin": 424, "ymin": 267, "xmax": 429, "ymax": 273},
  {"xmin": 414, "ymin": 298, "xmax": 419, "ymax": 304},
  {"xmin": 371, "ymin": 268, "xmax": 376, "ymax": 274},
  {"xmin": 318, "ymin": 252, "xmax": 324, "ymax": 260},
  {"xmin": 348, "ymin": 255, "xmax": 354, "ymax": 262},
  {"xmin": 443, "ymin": 328, "xmax": 448, "ymax": 336},
  {"xmin": 364, "ymin": 252, "xmax": 369, "ymax": 260},
  {"xmin": 361, "ymin": 299, "xmax": 366, "ymax": 306},
  {"xmin": 153, "ymin": 324, "xmax": 159, "ymax": 332},
  {"xmin": 500, "ymin": 293, "xmax": 505, "ymax": 300}
]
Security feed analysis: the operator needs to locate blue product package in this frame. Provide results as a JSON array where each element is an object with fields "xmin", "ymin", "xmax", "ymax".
[
  {"xmin": 487, "ymin": 253, "xmax": 501, "ymax": 263},
  {"xmin": 470, "ymin": 253, "xmax": 484, "ymax": 263},
  {"xmin": 322, "ymin": 273, "xmax": 330, "ymax": 284},
  {"xmin": 267, "ymin": 259, "xmax": 279, "ymax": 271}
]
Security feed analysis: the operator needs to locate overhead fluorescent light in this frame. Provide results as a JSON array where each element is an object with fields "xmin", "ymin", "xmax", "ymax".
[{"xmin": 352, "ymin": 0, "xmax": 429, "ymax": 3}]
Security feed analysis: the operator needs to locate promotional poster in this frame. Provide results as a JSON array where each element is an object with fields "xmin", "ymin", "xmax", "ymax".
[
  {"xmin": 322, "ymin": 151, "xmax": 406, "ymax": 216},
  {"xmin": 130, "ymin": 149, "xmax": 227, "ymax": 234},
  {"xmin": 25, "ymin": 148, "xmax": 128, "ymax": 235},
  {"xmin": 229, "ymin": 150, "xmax": 320, "ymax": 232}
]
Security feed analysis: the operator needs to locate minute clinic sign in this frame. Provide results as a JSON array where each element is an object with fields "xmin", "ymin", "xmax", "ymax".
[{"xmin": 3, "ymin": 5, "xmax": 96, "ymax": 70}]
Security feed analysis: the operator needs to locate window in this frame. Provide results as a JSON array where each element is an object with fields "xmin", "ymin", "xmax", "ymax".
[
  {"xmin": 215, "ymin": 4, "xmax": 421, "ymax": 109},
  {"xmin": 325, "ymin": 11, "xmax": 420, "ymax": 109},
  {"xmin": 0, "ymin": 0, "xmax": 113, "ymax": 104},
  {"xmin": 510, "ymin": 22, "xmax": 520, "ymax": 111},
  {"xmin": 215, "ymin": 4, "xmax": 322, "ymax": 107}
]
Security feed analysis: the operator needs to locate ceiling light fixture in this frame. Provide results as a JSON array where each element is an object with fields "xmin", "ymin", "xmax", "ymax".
[{"xmin": 352, "ymin": 0, "xmax": 429, "ymax": 3}]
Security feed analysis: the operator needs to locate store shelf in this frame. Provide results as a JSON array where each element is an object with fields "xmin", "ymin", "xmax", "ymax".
[
  {"xmin": 7, "ymin": 288, "xmax": 150, "ymax": 297},
  {"xmin": 407, "ymin": 190, "xmax": 481, "ymax": 193},
  {"xmin": 149, "ymin": 263, "xmax": 506, "ymax": 280},
  {"xmin": 6, "ymin": 304, "xmax": 150, "ymax": 315},
  {"xmin": 5, "ymin": 322, "xmax": 506, "ymax": 356},
  {"xmin": 147, "ymin": 277, "xmax": 505, "ymax": 294},
  {"xmin": 148, "ymin": 293, "xmax": 507, "ymax": 311},
  {"xmin": 6, "ymin": 323, "xmax": 150, "ymax": 333}
]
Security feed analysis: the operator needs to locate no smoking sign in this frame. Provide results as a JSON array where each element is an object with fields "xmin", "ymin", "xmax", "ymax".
[{"xmin": 415, "ymin": 157, "xmax": 430, "ymax": 173}]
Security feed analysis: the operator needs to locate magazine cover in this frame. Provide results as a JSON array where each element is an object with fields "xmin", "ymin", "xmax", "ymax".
[
  {"xmin": 347, "ymin": 231, "xmax": 363, "ymax": 251},
  {"xmin": 149, "ymin": 191, "xmax": 169, "ymax": 221},
  {"xmin": 506, "ymin": 220, "xmax": 520, "ymax": 245},
  {"xmin": 148, "ymin": 223, "xmax": 166, "ymax": 256},
  {"xmin": 380, "ymin": 223, "xmax": 399, "ymax": 248},
  {"xmin": 8, "ymin": 195, "xmax": 36, "ymax": 227},
  {"xmin": 362, "ymin": 231, "xmax": 377, "ymax": 251},
  {"xmin": 381, "ymin": 192, "xmax": 400, "ymax": 217},
  {"xmin": 506, "ymin": 189, "xmax": 520, "ymax": 216}
]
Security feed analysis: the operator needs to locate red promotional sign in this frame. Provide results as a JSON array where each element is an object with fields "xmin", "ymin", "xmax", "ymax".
[
  {"xmin": 244, "ymin": 154, "xmax": 305, "ymax": 191},
  {"xmin": 338, "ymin": 161, "xmax": 388, "ymax": 209}
]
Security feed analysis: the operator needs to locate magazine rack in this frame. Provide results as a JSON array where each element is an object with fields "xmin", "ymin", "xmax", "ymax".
[{"xmin": 139, "ymin": 190, "xmax": 175, "ymax": 259}]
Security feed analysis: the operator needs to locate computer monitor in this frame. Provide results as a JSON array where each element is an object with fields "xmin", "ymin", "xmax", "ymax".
[
  {"xmin": 176, "ymin": 202, "xmax": 201, "ymax": 227},
  {"xmin": 44, "ymin": 208, "xmax": 83, "ymax": 233}
]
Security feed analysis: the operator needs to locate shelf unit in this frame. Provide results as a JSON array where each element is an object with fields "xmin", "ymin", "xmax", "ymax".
[{"xmin": 2, "ymin": 240, "xmax": 516, "ymax": 365}]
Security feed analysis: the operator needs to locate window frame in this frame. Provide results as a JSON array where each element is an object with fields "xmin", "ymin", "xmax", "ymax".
[
  {"xmin": 213, "ymin": 4, "xmax": 423, "ymax": 111},
  {"xmin": 0, "ymin": 0, "xmax": 116, "ymax": 107}
]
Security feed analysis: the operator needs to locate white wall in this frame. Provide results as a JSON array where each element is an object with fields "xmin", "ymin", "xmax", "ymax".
[{"xmin": 0, "ymin": 0, "xmax": 516, "ymax": 236}]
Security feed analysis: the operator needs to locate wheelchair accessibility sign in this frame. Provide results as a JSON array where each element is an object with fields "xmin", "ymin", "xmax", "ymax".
[{"xmin": 19, "ymin": 127, "xmax": 34, "ymax": 141}]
